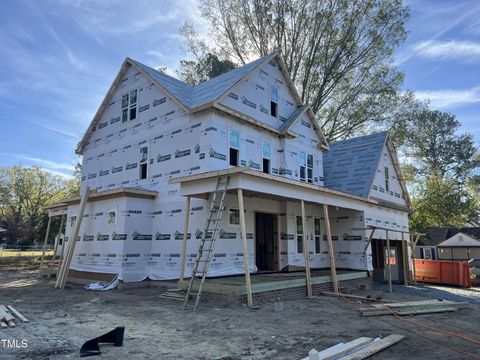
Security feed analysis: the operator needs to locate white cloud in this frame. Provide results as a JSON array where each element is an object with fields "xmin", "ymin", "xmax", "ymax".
[
  {"xmin": 414, "ymin": 40, "xmax": 480, "ymax": 61},
  {"xmin": 415, "ymin": 86, "xmax": 480, "ymax": 108}
]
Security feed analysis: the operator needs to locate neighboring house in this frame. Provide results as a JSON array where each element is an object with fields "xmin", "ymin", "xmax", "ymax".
[
  {"xmin": 416, "ymin": 227, "xmax": 480, "ymax": 262},
  {"xmin": 47, "ymin": 52, "xmax": 412, "ymax": 283}
]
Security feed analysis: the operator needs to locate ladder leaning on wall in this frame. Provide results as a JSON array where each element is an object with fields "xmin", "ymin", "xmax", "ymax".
[{"xmin": 183, "ymin": 176, "xmax": 230, "ymax": 311}]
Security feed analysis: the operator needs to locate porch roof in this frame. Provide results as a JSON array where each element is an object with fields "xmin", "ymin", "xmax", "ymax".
[
  {"xmin": 44, "ymin": 187, "xmax": 158, "ymax": 212},
  {"xmin": 169, "ymin": 167, "xmax": 411, "ymax": 213}
]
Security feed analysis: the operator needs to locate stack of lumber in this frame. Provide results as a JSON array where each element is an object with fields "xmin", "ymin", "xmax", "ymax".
[
  {"xmin": 302, "ymin": 334, "xmax": 404, "ymax": 360},
  {"xmin": 159, "ymin": 289, "xmax": 187, "ymax": 301},
  {"xmin": 0, "ymin": 305, "xmax": 29, "ymax": 328},
  {"xmin": 359, "ymin": 299, "xmax": 469, "ymax": 317}
]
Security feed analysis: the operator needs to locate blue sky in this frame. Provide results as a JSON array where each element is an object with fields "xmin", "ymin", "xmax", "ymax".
[{"xmin": 0, "ymin": 0, "xmax": 479, "ymax": 177}]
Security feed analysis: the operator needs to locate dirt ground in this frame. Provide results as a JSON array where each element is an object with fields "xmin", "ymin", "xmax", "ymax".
[{"xmin": 1, "ymin": 260, "xmax": 480, "ymax": 360}]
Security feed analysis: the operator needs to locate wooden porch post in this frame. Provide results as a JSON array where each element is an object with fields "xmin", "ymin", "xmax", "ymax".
[
  {"xmin": 386, "ymin": 229, "xmax": 392, "ymax": 293},
  {"xmin": 48, "ymin": 214, "xmax": 65, "ymax": 278},
  {"xmin": 323, "ymin": 204, "xmax": 339, "ymax": 293},
  {"xmin": 401, "ymin": 232, "xmax": 408, "ymax": 285},
  {"xmin": 38, "ymin": 215, "xmax": 53, "ymax": 277},
  {"xmin": 238, "ymin": 189, "xmax": 253, "ymax": 307},
  {"xmin": 300, "ymin": 200, "xmax": 312, "ymax": 297},
  {"xmin": 56, "ymin": 187, "xmax": 89, "ymax": 289},
  {"xmin": 179, "ymin": 196, "xmax": 191, "ymax": 282},
  {"xmin": 411, "ymin": 234, "xmax": 419, "ymax": 285}
]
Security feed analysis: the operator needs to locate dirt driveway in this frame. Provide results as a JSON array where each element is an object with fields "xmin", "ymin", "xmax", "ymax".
[{"xmin": 1, "ymin": 263, "xmax": 479, "ymax": 360}]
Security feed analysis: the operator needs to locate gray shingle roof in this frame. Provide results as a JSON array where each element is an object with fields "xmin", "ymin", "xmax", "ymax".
[
  {"xmin": 323, "ymin": 132, "xmax": 388, "ymax": 198},
  {"xmin": 279, "ymin": 104, "xmax": 308, "ymax": 133},
  {"xmin": 130, "ymin": 53, "xmax": 274, "ymax": 109}
]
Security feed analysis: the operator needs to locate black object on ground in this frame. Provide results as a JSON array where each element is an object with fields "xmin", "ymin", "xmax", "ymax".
[{"xmin": 80, "ymin": 326, "xmax": 125, "ymax": 357}]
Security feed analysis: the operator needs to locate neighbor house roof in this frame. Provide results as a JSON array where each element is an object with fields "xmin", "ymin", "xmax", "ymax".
[
  {"xmin": 323, "ymin": 132, "xmax": 388, "ymax": 199},
  {"xmin": 419, "ymin": 227, "xmax": 480, "ymax": 246}
]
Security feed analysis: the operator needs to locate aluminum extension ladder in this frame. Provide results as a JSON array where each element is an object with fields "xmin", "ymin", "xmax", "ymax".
[{"xmin": 183, "ymin": 176, "xmax": 230, "ymax": 311}]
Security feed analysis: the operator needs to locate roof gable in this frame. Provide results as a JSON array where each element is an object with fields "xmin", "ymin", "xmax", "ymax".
[
  {"xmin": 438, "ymin": 232, "xmax": 480, "ymax": 247},
  {"xmin": 323, "ymin": 132, "xmax": 388, "ymax": 198}
]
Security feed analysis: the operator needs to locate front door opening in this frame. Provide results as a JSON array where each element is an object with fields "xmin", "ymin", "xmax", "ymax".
[{"xmin": 255, "ymin": 212, "xmax": 277, "ymax": 271}]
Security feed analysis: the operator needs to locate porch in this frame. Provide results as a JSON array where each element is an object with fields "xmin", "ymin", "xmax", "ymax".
[{"xmin": 176, "ymin": 269, "xmax": 372, "ymax": 303}]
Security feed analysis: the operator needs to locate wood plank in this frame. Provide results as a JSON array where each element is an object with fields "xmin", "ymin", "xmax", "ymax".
[
  {"xmin": 179, "ymin": 195, "xmax": 190, "ymax": 281},
  {"xmin": 323, "ymin": 204, "xmax": 339, "ymax": 293},
  {"xmin": 238, "ymin": 188, "xmax": 253, "ymax": 307},
  {"xmin": 49, "ymin": 214, "xmax": 65, "ymax": 278},
  {"xmin": 318, "ymin": 337, "xmax": 373, "ymax": 360},
  {"xmin": 386, "ymin": 229, "xmax": 392, "ymax": 293},
  {"xmin": 340, "ymin": 334, "xmax": 405, "ymax": 360},
  {"xmin": 301, "ymin": 200, "xmax": 312, "ymax": 297},
  {"xmin": 319, "ymin": 291, "xmax": 386, "ymax": 302},
  {"xmin": 7, "ymin": 305, "xmax": 29, "ymax": 323},
  {"xmin": 38, "ymin": 216, "xmax": 52, "ymax": 277},
  {"xmin": 360, "ymin": 307, "xmax": 459, "ymax": 317},
  {"xmin": 56, "ymin": 187, "xmax": 90, "ymax": 288}
]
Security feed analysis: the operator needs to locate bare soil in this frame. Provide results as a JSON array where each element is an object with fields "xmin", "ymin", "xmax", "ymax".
[{"xmin": 1, "ymin": 260, "xmax": 480, "ymax": 360}]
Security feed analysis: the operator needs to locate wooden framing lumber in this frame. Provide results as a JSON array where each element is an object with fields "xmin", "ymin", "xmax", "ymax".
[
  {"xmin": 364, "ymin": 227, "xmax": 376, "ymax": 252},
  {"xmin": 238, "ymin": 188, "xmax": 253, "ymax": 307},
  {"xmin": 38, "ymin": 215, "xmax": 52, "ymax": 277},
  {"xmin": 301, "ymin": 200, "xmax": 312, "ymax": 297},
  {"xmin": 319, "ymin": 291, "xmax": 386, "ymax": 302},
  {"xmin": 401, "ymin": 232, "xmax": 408, "ymax": 285},
  {"xmin": 411, "ymin": 234, "xmax": 420, "ymax": 285},
  {"xmin": 302, "ymin": 337, "xmax": 374, "ymax": 360},
  {"xmin": 323, "ymin": 204, "xmax": 339, "ymax": 293},
  {"xmin": 179, "ymin": 196, "xmax": 190, "ymax": 281},
  {"xmin": 48, "ymin": 214, "xmax": 65, "ymax": 278},
  {"xmin": 7, "ymin": 305, "xmax": 29, "ymax": 323},
  {"xmin": 340, "ymin": 334, "xmax": 405, "ymax": 359},
  {"xmin": 386, "ymin": 229, "xmax": 392, "ymax": 293},
  {"xmin": 55, "ymin": 187, "xmax": 90, "ymax": 289}
]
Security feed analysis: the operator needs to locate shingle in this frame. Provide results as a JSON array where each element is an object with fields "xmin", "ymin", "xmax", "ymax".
[
  {"xmin": 130, "ymin": 53, "xmax": 274, "ymax": 109},
  {"xmin": 323, "ymin": 132, "xmax": 388, "ymax": 198}
]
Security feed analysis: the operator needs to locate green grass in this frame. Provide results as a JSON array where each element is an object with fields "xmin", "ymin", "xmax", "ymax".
[{"xmin": 0, "ymin": 250, "xmax": 54, "ymax": 258}]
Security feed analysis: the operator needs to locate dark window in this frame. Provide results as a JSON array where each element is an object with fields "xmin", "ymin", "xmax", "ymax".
[
  {"xmin": 122, "ymin": 109, "xmax": 128, "ymax": 122},
  {"xmin": 263, "ymin": 158, "xmax": 270, "ymax": 174},
  {"xmin": 130, "ymin": 107, "xmax": 137, "ymax": 120},
  {"xmin": 139, "ymin": 163, "xmax": 147, "ymax": 180},
  {"xmin": 299, "ymin": 166, "xmax": 306, "ymax": 181},
  {"xmin": 296, "ymin": 216, "xmax": 303, "ymax": 253},
  {"xmin": 229, "ymin": 148, "xmax": 239, "ymax": 166},
  {"xmin": 270, "ymin": 101, "xmax": 277, "ymax": 117},
  {"xmin": 314, "ymin": 218, "xmax": 321, "ymax": 254}
]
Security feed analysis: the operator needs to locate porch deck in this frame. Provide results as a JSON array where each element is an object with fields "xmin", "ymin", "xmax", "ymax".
[{"xmin": 177, "ymin": 269, "xmax": 369, "ymax": 295}]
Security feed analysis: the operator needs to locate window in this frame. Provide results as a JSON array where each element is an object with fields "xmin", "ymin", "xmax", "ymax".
[
  {"xmin": 296, "ymin": 216, "xmax": 303, "ymax": 253},
  {"xmin": 307, "ymin": 154, "xmax": 313, "ymax": 183},
  {"xmin": 108, "ymin": 211, "xmax": 116, "ymax": 225},
  {"xmin": 139, "ymin": 146, "xmax": 148, "ymax": 180},
  {"xmin": 121, "ymin": 89, "xmax": 138, "ymax": 122},
  {"xmin": 229, "ymin": 130, "xmax": 239, "ymax": 166},
  {"xmin": 263, "ymin": 158, "xmax": 270, "ymax": 174},
  {"xmin": 299, "ymin": 152, "xmax": 306, "ymax": 181},
  {"xmin": 229, "ymin": 209, "xmax": 240, "ymax": 225},
  {"xmin": 270, "ymin": 85, "xmax": 278, "ymax": 118},
  {"xmin": 262, "ymin": 142, "xmax": 271, "ymax": 174},
  {"xmin": 121, "ymin": 94, "xmax": 129, "ymax": 122},
  {"xmin": 384, "ymin": 166, "xmax": 389, "ymax": 192},
  {"xmin": 314, "ymin": 218, "xmax": 321, "ymax": 254}
]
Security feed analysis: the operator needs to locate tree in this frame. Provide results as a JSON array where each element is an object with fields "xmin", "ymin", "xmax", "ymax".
[
  {"xmin": 0, "ymin": 166, "xmax": 79, "ymax": 245},
  {"xmin": 180, "ymin": 0, "xmax": 411, "ymax": 140},
  {"xmin": 399, "ymin": 109, "xmax": 480, "ymax": 183},
  {"xmin": 410, "ymin": 175, "xmax": 478, "ymax": 231}
]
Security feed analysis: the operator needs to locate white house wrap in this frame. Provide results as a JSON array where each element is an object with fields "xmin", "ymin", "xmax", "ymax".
[{"xmin": 50, "ymin": 52, "xmax": 412, "ymax": 283}]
